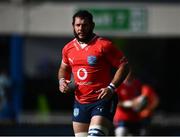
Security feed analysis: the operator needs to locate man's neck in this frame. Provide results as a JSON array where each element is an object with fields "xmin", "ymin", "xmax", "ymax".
[{"xmin": 78, "ymin": 33, "xmax": 95, "ymax": 44}]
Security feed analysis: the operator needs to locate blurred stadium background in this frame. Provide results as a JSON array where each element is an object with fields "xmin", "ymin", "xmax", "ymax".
[{"xmin": 0, "ymin": 0, "xmax": 180, "ymax": 136}]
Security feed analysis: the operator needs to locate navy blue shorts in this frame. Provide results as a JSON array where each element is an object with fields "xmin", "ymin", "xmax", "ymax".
[{"xmin": 72, "ymin": 94, "xmax": 118, "ymax": 123}]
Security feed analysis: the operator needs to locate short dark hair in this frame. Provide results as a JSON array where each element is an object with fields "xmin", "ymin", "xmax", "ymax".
[{"xmin": 72, "ymin": 10, "xmax": 93, "ymax": 24}]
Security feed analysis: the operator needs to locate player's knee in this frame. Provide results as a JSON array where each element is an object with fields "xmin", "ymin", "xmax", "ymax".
[
  {"xmin": 88, "ymin": 125, "xmax": 108, "ymax": 136},
  {"xmin": 75, "ymin": 132, "xmax": 88, "ymax": 137},
  {"xmin": 115, "ymin": 127, "xmax": 128, "ymax": 136}
]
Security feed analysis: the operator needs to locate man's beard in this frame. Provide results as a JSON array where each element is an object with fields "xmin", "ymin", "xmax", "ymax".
[{"xmin": 74, "ymin": 30, "xmax": 94, "ymax": 43}]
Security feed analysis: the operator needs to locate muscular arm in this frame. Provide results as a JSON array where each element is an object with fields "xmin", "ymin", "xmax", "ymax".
[
  {"xmin": 58, "ymin": 61, "xmax": 72, "ymax": 93},
  {"xmin": 98, "ymin": 63, "xmax": 130, "ymax": 99},
  {"xmin": 111, "ymin": 62, "xmax": 130, "ymax": 88},
  {"xmin": 58, "ymin": 61, "xmax": 71, "ymax": 81}
]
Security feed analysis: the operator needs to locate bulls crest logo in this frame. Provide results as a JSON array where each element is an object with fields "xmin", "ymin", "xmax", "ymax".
[{"xmin": 87, "ymin": 56, "xmax": 97, "ymax": 66}]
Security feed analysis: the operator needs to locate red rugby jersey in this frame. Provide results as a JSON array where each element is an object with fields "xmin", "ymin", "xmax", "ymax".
[
  {"xmin": 114, "ymin": 79, "xmax": 157, "ymax": 123},
  {"xmin": 62, "ymin": 35, "xmax": 127, "ymax": 104}
]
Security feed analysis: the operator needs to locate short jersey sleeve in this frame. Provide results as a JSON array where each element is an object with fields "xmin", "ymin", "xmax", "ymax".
[
  {"xmin": 102, "ymin": 41, "xmax": 128, "ymax": 68},
  {"xmin": 62, "ymin": 46, "xmax": 70, "ymax": 66}
]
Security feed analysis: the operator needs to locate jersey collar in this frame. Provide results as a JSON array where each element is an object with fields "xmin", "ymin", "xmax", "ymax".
[{"xmin": 75, "ymin": 35, "xmax": 98, "ymax": 50}]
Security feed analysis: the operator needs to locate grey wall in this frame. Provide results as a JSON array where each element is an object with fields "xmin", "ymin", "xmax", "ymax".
[{"xmin": 0, "ymin": 3, "xmax": 180, "ymax": 36}]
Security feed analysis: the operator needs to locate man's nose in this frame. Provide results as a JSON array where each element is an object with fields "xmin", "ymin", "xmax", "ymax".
[{"xmin": 79, "ymin": 25, "xmax": 83, "ymax": 30}]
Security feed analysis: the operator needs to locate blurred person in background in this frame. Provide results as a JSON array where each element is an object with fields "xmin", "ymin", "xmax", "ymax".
[
  {"xmin": 0, "ymin": 67, "xmax": 12, "ymax": 123},
  {"xmin": 58, "ymin": 10, "xmax": 130, "ymax": 137},
  {"xmin": 113, "ymin": 71, "xmax": 159, "ymax": 136}
]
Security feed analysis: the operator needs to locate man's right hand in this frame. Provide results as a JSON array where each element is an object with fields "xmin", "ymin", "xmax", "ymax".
[{"xmin": 59, "ymin": 78, "xmax": 71, "ymax": 93}]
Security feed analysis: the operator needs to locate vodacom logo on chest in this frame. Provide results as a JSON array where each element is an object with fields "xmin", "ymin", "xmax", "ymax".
[{"xmin": 77, "ymin": 68, "xmax": 88, "ymax": 80}]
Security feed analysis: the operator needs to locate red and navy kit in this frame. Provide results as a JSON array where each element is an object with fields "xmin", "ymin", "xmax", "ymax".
[
  {"xmin": 114, "ymin": 79, "xmax": 157, "ymax": 123},
  {"xmin": 114, "ymin": 79, "xmax": 142, "ymax": 123},
  {"xmin": 62, "ymin": 35, "xmax": 127, "ymax": 104}
]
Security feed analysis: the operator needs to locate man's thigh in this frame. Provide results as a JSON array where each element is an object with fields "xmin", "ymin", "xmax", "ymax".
[{"xmin": 73, "ymin": 121, "xmax": 89, "ymax": 135}]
